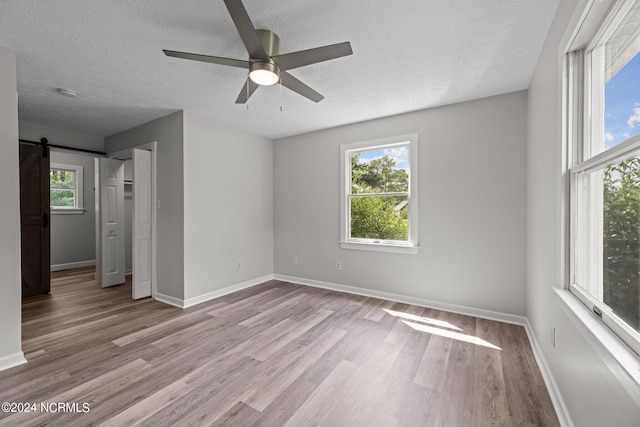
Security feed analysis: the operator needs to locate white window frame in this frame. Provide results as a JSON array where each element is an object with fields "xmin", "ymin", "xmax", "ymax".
[
  {"xmin": 565, "ymin": 0, "xmax": 640, "ymax": 370},
  {"xmin": 50, "ymin": 163, "xmax": 84, "ymax": 214},
  {"xmin": 339, "ymin": 133, "xmax": 418, "ymax": 254}
]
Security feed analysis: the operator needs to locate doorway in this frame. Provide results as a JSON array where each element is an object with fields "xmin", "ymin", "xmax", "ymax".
[{"xmin": 97, "ymin": 142, "xmax": 157, "ymax": 299}]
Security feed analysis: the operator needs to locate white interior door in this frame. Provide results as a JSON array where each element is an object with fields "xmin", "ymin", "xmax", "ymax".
[
  {"xmin": 132, "ymin": 148, "xmax": 152, "ymax": 299},
  {"xmin": 97, "ymin": 158, "xmax": 125, "ymax": 287}
]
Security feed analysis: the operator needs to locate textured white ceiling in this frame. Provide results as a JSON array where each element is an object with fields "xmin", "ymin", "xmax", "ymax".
[{"xmin": 0, "ymin": 0, "xmax": 559, "ymax": 139}]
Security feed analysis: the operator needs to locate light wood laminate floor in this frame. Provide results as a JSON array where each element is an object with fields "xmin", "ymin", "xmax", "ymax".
[{"xmin": 0, "ymin": 268, "xmax": 560, "ymax": 426}]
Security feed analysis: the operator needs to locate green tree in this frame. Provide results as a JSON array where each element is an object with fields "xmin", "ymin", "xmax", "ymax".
[
  {"xmin": 50, "ymin": 169, "xmax": 75, "ymax": 207},
  {"xmin": 350, "ymin": 153, "xmax": 409, "ymax": 240},
  {"xmin": 351, "ymin": 153, "xmax": 368, "ymax": 193},
  {"xmin": 360, "ymin": 156, "xmax": 408, "ymax": 192},
  {"xmin": 603, "ymin": 157, "xmax": 640, "ymax": 330},
  {"xmin": 351, "ymin": 196, "xmax": 408, "ymax": 240},
  {"xmin": 50, "ymin": 169, "xmax": 74, "ymax": 188}
]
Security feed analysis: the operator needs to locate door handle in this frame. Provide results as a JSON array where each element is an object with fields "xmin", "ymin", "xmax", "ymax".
[{"xmin": 42, "ymin": 212, "xmax": 49, "ymax": 228}]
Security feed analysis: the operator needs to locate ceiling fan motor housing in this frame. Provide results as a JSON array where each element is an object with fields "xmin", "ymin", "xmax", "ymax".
[{"xmin": 256, "ymin": 29, "xmax": 279, "ymax": 56}]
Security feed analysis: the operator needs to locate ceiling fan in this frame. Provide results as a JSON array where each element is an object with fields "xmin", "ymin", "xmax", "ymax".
[{"xmin": 163, "ymin": 0, "xmax": 353, "ymax": 104}]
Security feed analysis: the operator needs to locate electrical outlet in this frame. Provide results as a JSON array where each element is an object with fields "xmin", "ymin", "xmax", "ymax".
[
  {"xmin": 237, "ymin": 261, "xmax": 241, "ymax": 269},
  {"xmin": 292, "ymin": 256, "xmax": 298, "ymax": 265},
  {"xmin": 550, "ymin": 327, "xmax": 556, "ymax": 348},
  {"xmin": 336, "ymin": 260, "xmax": 342, "ymax": 271}
]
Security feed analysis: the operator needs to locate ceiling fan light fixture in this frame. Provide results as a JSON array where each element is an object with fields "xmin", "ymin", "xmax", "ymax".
[{"xmin": 249, "ymin": 61, "xmax": 280, "ymax": 86}]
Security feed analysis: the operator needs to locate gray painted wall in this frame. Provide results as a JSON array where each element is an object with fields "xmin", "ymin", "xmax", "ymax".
[
  {"xmin": 0, "ymin": 45, "xmax": 24, "ymax": 369},
  {"xmin": 49, "ymin": 151, "xmax": 97, "ymax": 268},
  {"xmin": 183, "ymin": 111, "xmax": 273, "ymax": 301},
  {"xmin": 105, "ymin": 111, "xmax": 185, "ymax": 300},
  {"xmin": 527, "ymin": 0, "xmax": 640, "ymax": 424},
  {"xmin": 273, "ymin": 91, "xmax": 527, "ymax": 316}
]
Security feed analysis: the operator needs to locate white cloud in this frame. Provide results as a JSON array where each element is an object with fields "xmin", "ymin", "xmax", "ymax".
[
  {"xmin": 356, "ymin": 155, "xmax": 379, "ymax": 165},
  {"xmin": 384, "ymin": 146, "xmax": 409, "ymax": 168},
  {"xmin": 604, "ymin": 132, "xmax": 614, "ymax": 142},
  {"xmin": 356, "ymin": 146, "xmax": 410, "ymax": 169},
  {"xmin": 626, "ymin": 103, "xmax": 640, "ymax": 128}
]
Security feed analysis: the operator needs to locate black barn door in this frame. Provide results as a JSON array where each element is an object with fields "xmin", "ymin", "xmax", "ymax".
[{"xmin": 19, "ymin": 143, "xmax": 50, "ymax": 297}]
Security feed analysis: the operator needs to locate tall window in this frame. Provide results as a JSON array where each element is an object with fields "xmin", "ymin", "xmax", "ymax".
[
  {"xmin": 50, "ymin": 163, "xmax": 83, "ymax": 212},
  {"xmin": 568, "ymin": 0, "xmax": 640, "ymax": 355},
  {"xmin": 340, "ymin": 134, "xmax": 418, "ymax": 253}
]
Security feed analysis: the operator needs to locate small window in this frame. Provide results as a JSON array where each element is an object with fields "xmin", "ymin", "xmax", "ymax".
[
  {"xmin": 50, "ymin": 163, "xmax": 84, "ymax": 213},
  {"xmin": 340, "ymin": 134, "xmax": 418, "ymax": 253}
]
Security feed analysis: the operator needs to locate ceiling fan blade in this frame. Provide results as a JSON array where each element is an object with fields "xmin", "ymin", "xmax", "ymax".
[
  {"xmin": 235, "ymin": 78, "xmax": 260, "ymax": 104},
  {"xmin": 223, "ymin": 0, "xmax": 269, "ymax": 61},
  {"xmin": 272, "ymin": 42, "xmax": 353, "ymax": 71},
  {"xmin": 163, "ymin": 50, "xmax": 249, "ymax": 69},
  {"xmin": 280, "ymin": 72, "xmax": 324, "ymax": 103}
]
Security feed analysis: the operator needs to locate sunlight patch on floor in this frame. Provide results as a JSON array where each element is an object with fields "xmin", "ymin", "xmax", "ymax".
[
  {"xmin": 400, "ymin": 320, "xmax": 502, "ymax": 350},
  {"xmin": 383, "ymin": 308, "xmax": 463, "ymax": 331}
]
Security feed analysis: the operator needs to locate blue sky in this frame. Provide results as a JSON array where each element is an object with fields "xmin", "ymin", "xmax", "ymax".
[
  {"xmin": 604, "ymin": 51, "xmax": 640, "ymax": 148},
  {"xmin": 356, "ymin": 146, "xmax": 409, "ymax": 170}
]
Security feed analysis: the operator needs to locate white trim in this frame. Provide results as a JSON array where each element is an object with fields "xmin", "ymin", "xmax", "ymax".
[
  {"xmin": 154, "ymin": 274, "xmax": 275, "ymax": 309},
  {"xmin": 51, "ymin": 208, "xmax": 85, "ymax": 215},
  {"xmin": 339, "ymin": 241, "xmax": 419, "ymax": 254},
  {"xmin": 274, "ymin": 274, "xmax": 526, "ymax": 325},
  {"xmin": 50, "ymin": 162, "xmax": 84, "ymax": 210},
  {"xmin": 570, "ymin": 132, "xmax": 640, "ymax": 173},
  {"xmin": 0, "ymin": 352, "xmax": 27, "ymax": 372},
  {"xmin": 51, "ymin": 260, "xmax": 96, "ymax": 272},
  {"xmin": 523, "ymin": 319, "xmax": 575, "ymax": 427},
  {"xmin": 563, "ymin": 0, "xmax": 616, "ymax": 52},
  {"xmin": 154, "ymin": 292, "xmax": 185, "ymax": 309},
  {"xmin": 570, "ymin": 282, "xmax": 640, "ymax": 355},
  {"xmin": 340, "ymin": 133, "xmax": 419, "ymax": 252},
  {"xmin": 555, "ymin": 288, "xmax": 640, "ymax": 405},
  {"xmin": 183, "ymin": 275, "xmax": 275, "ymax": 308}
]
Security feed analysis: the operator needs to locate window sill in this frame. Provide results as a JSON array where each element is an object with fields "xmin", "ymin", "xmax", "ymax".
[
  {"xmin": 554, "ymin": 288, "xmax": 640, "ymax": 405},
  {"xmin": 51, "ymin": 208, "xmax": 85, "ymax": 215},
  {"xmin": 339, "ymin": 241, "xmax": 419, "ymax": 254}
]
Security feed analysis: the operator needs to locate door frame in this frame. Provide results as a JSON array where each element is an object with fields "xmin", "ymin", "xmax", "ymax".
[{"xmin": 108, "ymin": 141, "xmax": 158, "ymax": 299}]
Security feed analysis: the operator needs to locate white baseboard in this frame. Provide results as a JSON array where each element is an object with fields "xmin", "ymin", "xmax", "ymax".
[
  {"xmin": 0, "ymin": 352, "xmax": 27, "ymax": 372},
  {"xmin": 154, "ymin": 292, "xmax": 185, "ymax": 309},
  {"xmin": 182, "ymin": 275, "xmax": 275, "ymax": 308},
  {"xmin": 274, "ymin": 274, "xmax": 527, "ymax": 326},
  {"xmin": 51, "ymin": 260, "xmax": 95, "ymax": 272},
  {"xmin": 523, "ymin": 320, "xmax": 573, "ymax": 427},
  {"xmin": 154, "ymin": 274, "xmax": 275, "ymax": 309}
]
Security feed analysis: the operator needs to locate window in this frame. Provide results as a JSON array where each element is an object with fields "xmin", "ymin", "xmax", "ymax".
[
  {"xmin": 340, "ymin": 134, "xmax": 418, "ymax": 253},
  {"xmin": 567, "ymin": 0, "xmax": 640, "ymax": 355},
  {"xmin": 50, "ymin": 163, "xmax": 84, "ymax": 213}
]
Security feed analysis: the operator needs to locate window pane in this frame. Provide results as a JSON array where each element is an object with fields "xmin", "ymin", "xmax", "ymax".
[
  {"xmin": 351, "ymin": 146, "xmax": 409, "ymax": 194},
  {"xmin": 50, "ymin": 169, "xmax": 75, "ymax": 189},
  {"xmin": 51, "ymin": 189, "xmax": 75, "ymax": 207},
  {"xmin": 350, "ymin": 195, "xmax": 408, "ymax": 241},
  {"xmin": 602, "ymin": 157, "xmax": 640, "ymax": 331},
  {"xmin": 603, "ymin": 5, "xmax": 640, "ymax": 150}
]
